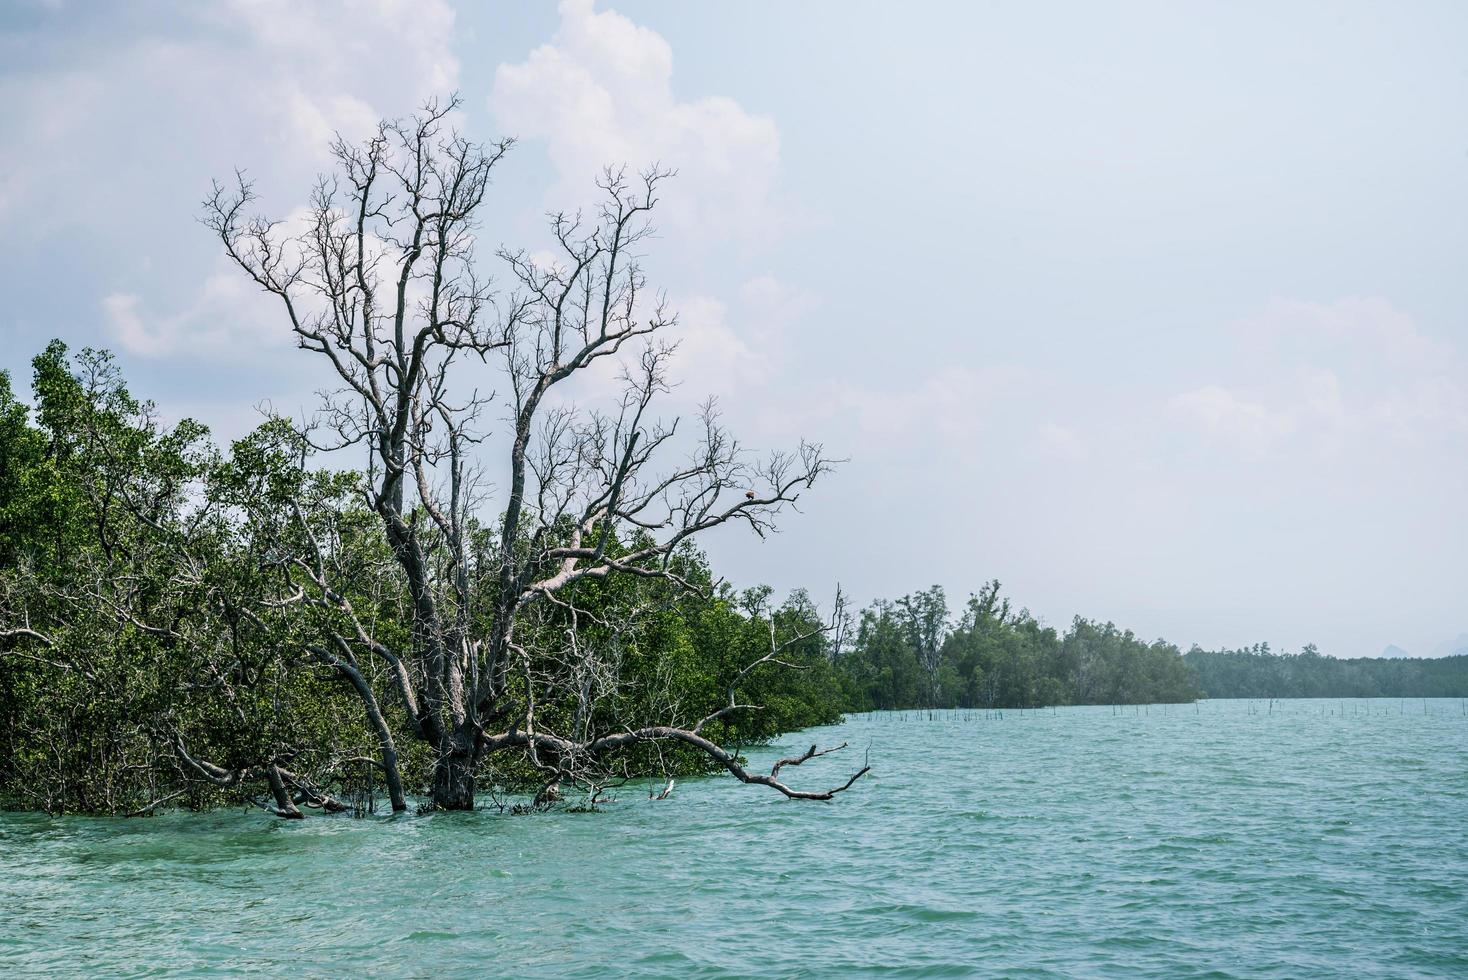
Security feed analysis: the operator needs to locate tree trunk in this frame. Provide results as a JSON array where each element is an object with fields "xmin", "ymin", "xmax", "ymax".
[
  {"xmin": 266, "ymin": 765, "xmax": 304, "ymax": 819},
  {"xmin": 319, "ymin": 652, "xmax": 411, "ymax": 813},
  {"xmin": 430, "ymin": 732, "xmax": 476, "ymax": 810},
  {"xmin": 379, "ymin": 743, "xmax": 408, "ymax": 814}
]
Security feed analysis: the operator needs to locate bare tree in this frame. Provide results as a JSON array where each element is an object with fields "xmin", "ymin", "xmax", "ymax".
[{"xmin": 205, "ymin": 95, "xmax": 866, "ymax": 811}]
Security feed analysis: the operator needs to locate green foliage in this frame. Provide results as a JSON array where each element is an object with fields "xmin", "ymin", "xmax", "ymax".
[
  {"xmin": 0, "ymin": 344, "xmax": 383, "ymax": 812},
  {"xmin": 834, "ymin": 585, "xmax": 1468, "ymax": 711},
  {"xmin": 1185, "ymin": 644, "xmax": 1468, "ymax": 699},
  {"xmin": 13, "ymin": 342, "xmax": 1457, "ymax": 816},
  {"xmin": 835, "ymin": 581, "xmax": 1202, "ymax": 710},
  {"xmin": 0, "ymin": 343, "xmax": 847, "ymax": 813}
]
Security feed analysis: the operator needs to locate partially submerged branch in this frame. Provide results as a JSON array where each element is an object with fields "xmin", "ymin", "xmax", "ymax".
[{"xmin": 477, "ymin": 726, "xmax": 869, "ymax": 802}]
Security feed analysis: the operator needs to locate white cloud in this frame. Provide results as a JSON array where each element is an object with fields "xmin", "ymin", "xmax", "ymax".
[
  {"xmin": 207, "ymin": 0, "xmax": 458, "ymax": 148},
  {"xmin": 738, "ymin": 274, "xmax": 820, "ymax": 342},
  {"xmin": 667, "ymin": 294, "xmax": 770, "ymax": 399},
  {"xmin": 1, "ymin": 1, "xmax": 460, "ymax": 359},
  {"xmin": 782, "ymin": 364, "xmax": 1031, "ymax": 449},
  {"xmin": 1036, "ymin": 422, "xmax": 1090, "ymax": 462},
  {"xmin": 1239, "ymin": 296, "xmax": 1451, "ymax": 370},
  {"xmin": 1174, "ymin": 298, "xmax": 1465, "ymax": 457},
  {"xmin": 103, "ymin": 262, "xmax": 287, "ymax": 359},
  {"xmin": 548, "ymin": 279, "xmax": 793, "ymax": 415},
  {"xmin": 491, "ymin": 0, "xmax": 783, "ymax": 245},
  {"xmin": 1, "ymin": 2, "xmax": 459, "ymax": 233},
  {"xmin": 1173, "ymin": 383, "xmax": 1298, "ymax": 455}
]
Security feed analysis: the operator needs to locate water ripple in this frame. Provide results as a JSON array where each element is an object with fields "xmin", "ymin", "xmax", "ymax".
[{"xmin": 2, "ymin": 699, "xmax": 1466, "ymax": 977}]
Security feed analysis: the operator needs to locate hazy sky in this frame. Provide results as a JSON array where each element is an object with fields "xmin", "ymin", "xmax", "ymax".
[{"xmin": 2, "ymin": 1, "xmax": 1465, "ymax": 658}]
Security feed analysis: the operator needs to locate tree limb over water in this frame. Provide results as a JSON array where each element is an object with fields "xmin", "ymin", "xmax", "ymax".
[{"xmin": 0, "ymin": 93, "xmax": 858, "ymax": 815}]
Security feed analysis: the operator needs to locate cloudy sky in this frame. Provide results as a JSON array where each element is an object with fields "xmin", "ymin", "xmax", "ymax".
[{"xmin": 2, "ymin": 0, "xmax": 1465, "ymax": 657}]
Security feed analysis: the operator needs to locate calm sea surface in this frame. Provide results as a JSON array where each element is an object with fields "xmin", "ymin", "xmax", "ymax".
[{"xmin": 2, "ymin": 699, "xmax": 1466, "ymax": 977}]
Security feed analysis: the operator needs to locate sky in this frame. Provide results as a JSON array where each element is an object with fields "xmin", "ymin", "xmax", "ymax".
[{"xmin": 1, "ymin": 0, "xmax": 1465, "ymax": 658}]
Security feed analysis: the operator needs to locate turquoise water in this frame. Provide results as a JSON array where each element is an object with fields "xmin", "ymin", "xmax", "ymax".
[{"xmin": 3, "ymin": 699, "xmax": 1466, "ymax": 977}]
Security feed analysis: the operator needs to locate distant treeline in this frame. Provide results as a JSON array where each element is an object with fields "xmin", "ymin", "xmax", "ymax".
[
  {"xmin": 829, "ymin": 584, "xmax": 1202, "ymax": 710},
  {"xmin": 827, "ymin": 585, "xmax": 1468, "ymax": 709},
  {"xmin": 1184, "ymin": 645, "xmax": 1468, "ymax": 700}
]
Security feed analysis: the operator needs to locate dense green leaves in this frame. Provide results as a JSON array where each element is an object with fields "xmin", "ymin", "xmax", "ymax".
[
  {"xmin": 1186, "ymin": 644, "xmax": 1468, "ymax": 699},
  {"xmin": 831, "ymin": 588, "xmax": 1468, "ymax": 711},
  {"xmin": 834, "ymin": 582, "xmax": 1201, "ymax": 711},
  {"xmin": 0, "ymin": 344, "xmax": 844, "ymax": 813}
]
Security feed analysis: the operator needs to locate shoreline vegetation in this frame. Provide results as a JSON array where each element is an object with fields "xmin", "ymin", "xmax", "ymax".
[
  {"xmin": 2, "ymin": 101, "xmax": 1463, "ymax": 819},
  {"xmin": 3, "ymin": 345, "xmax": 1465, "ymax": 817},
  {"xmin": 2, "ymin": 100, "xmax": 878, "ymax": 819}
]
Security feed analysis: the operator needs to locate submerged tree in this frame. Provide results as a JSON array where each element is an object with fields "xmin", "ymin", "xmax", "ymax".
[{"xmin": 203, "ymin": 95, "xmax": 866, "ymax": 811}]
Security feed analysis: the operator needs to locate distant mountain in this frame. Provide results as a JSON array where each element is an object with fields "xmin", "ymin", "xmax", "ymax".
[
  {"xmin": 1376, "ymin": 636, "xmax": 1468, "ymax": 661},
  {"xmin": 1430, "ymin": 633, "xmax": 1468, "ymax": 659}
]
